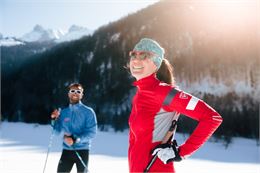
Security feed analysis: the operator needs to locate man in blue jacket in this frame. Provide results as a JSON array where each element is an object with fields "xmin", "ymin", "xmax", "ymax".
[{"xmin": 51, "ymin": 83, "xmax": 97, "ymax": 173}]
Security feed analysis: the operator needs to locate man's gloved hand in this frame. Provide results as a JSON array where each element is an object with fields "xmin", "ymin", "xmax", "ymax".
[
  {"xmin": 151, "ymin": 140, "xmax": 182, "ymax": 164},
  {"xmin": 64, "ymin": 134, "xmax": 74, "ymax": 146},
  {"xmin": 64, "ymin": 134, "xmax": 81, "ymax": 146}
]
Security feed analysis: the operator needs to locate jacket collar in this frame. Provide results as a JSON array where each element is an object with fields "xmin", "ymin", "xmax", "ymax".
[
  {"xmin": 133, "ymin": 73, "xmax": 160, "ymax": 90},
  {"xmin": 69, "ymin": 101, "xmax": 82, "ymax": 108}
]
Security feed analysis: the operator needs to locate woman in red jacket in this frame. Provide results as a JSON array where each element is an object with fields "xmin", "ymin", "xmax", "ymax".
[{"xmin": 128, "ymin": 38, "xmax": 222, "ymax": 173}]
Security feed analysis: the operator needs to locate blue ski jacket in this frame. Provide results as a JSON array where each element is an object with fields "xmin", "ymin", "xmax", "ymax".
[{"xmin": 52, "ymin": 101, "xmax": 97, "ymax": 150}]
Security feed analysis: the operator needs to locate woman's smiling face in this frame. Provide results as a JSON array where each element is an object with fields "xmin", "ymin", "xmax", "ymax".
[{"xmin": 129, "ymin": 51, "xmax": 157, "ymax": 80}]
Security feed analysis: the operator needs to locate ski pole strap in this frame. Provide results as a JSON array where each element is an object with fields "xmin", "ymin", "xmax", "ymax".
[
  {"xmin": 169, "ymin": 120, "xmax": 177, "ymax": 131},
  {"xmin": 162, "ymin": 88, "xmax": 179, "ymax": 106}
]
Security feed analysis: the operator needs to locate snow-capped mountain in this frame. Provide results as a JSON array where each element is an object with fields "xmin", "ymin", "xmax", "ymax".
[
  {"xmin": 0, "ymin": 32, "xmax": 25, "ymax": 47},
  {"xmin": 1, "ymin": 25, "xmax": 93, "ymax": 45},
  {"xmin": 55, "ymin": 25, "xmax": 93, "ymax": 43},
  {"xmin": 20, "ymin": 24, "xmax": 64, "ymax": 42},
  {"xmin": 0, "ymin": 36, "xmax": 25, "ymax": 47}
]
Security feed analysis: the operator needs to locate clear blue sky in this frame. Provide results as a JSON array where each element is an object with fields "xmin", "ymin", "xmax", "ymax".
[{"xmin": 1, "ymin": 0, "xmax": 159, "ymax": 37}]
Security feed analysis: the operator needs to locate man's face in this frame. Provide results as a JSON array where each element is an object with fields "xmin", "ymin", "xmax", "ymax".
[{"xmin": 68, "ymin": 86, "xmax": 83, "ymax": 104}]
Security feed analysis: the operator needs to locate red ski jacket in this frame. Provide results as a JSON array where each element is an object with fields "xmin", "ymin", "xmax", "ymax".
[{"xmin": 128, "ymin": 74, "xmax": 222, "ymax": 173}]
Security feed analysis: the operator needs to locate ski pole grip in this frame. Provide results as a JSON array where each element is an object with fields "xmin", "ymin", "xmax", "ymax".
[
  {"xmin": 162, "ymin": 131, "xmax": 174, "ymax": 144},
  {"xmin": 51, "ymin": 108, "xmax": 61, "ymax": 126},
  {"xmin": 162, "ymin": 120, "xmax": 177, "ymax": 144},
  {"xmin": 52, "ymin": 108, "xmax": 61, "ymax": 119}
]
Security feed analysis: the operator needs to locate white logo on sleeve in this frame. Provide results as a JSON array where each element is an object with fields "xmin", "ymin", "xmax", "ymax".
[
  {"xmin": 179, "ymin": 92, "xmax": 188, "ymax": 99},
  {"xmin": 186, "ymin": 96, "xmax": 199, "ymax": 110}
]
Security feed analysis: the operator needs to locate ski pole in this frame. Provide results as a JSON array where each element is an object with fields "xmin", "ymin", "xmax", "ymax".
[
  {"xmin": 43, "ymin": 122, "xmax": 56, "ymax": 173},
  {"xmin": 43, "ymin": 108, "xmax": 60, "ymax": 173},
  {"xmin": 144, "ymin": 120, "xmax": 178, "ymax": 173},
  {"xmin": 72, "ymin": 145, "xmax": 88, "ymax": 172}
]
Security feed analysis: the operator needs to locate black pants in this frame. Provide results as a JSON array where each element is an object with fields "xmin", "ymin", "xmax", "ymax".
[{"xmin": 57, "ymin": 149, "xmax": 89, "ymax": 173}]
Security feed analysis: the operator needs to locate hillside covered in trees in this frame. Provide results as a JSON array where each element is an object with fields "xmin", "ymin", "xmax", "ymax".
[{"xmin": 2, "ymin": 0, "xmax": 259, "ymax": 140}]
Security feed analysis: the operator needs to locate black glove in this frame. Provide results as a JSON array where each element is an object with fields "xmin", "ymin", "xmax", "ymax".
[{"xmin": 151, "ymin": 140, "xmax": 182, "ymax": 164}]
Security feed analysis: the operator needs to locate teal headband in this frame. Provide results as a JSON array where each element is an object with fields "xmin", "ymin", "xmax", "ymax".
[{"xmin": 133, "ymin": 38, "xmax": 165, "ymax": 69}]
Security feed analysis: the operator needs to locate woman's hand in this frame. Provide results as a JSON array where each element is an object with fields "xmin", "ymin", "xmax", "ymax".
[{"xmin": 151, "ymin": 140, "xmax": 182, "ymax": 164}]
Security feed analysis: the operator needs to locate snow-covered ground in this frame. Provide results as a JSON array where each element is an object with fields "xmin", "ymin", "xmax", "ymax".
[{"xmin": 0, "ymin": 122, "xmax": 259, "ymax": 173}]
